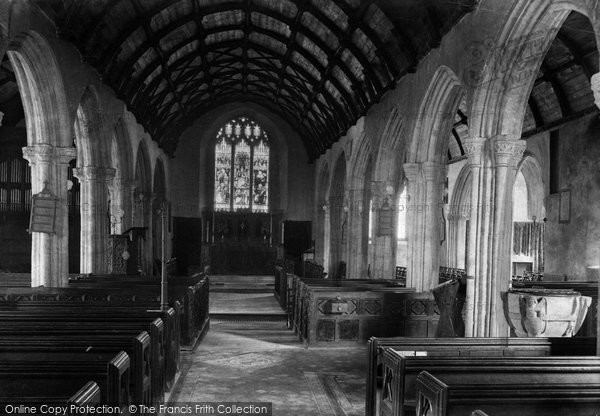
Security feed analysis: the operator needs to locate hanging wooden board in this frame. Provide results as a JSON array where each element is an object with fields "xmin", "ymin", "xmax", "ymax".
[
  {"xmin": 28, "ymin": 184, "xmax": 58, "ymax": 234},
  {"xmin": 378, "ymin": 204, "xmax": 394, "ymax": 236}
]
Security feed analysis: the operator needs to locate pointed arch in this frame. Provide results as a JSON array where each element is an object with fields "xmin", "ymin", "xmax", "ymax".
[
  {"xmin": 135, "ymin": 140, "xmax": 152, "ymax": 194},
  {"xmin": 74, "ymin": 86, "xmax": 111, "ymax": 168},
  {"xmin": 468, "ymin": 0, "xmax": 600, "ymax": 139},
  {"xmin": 516, "ymin": 152, "xmax": 546, "ymax": 221},
  {"xmin": 374, "ymin": 107, "xmax": 404, "ymax": 183},
  {"xmin": 7, "ymin": 31, "xmax": 71, "ymax": 147},
  {"xmin": 409, "ymin": 66, "xmax": 465, "ymax": 164}
]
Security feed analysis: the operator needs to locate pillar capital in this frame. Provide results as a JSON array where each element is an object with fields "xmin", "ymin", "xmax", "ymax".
[
  {"xmin": 73, "ymin": 166, "xmax": 116, "ymax": 182},
  {"xmin": 22, "ymin": 145, "xmax": 76, "ymax": 166},
  {"xmin": 403, "ymin": 163, "xmax": 421, "ymax": 181},
  {"xmin": 422, "ymin": 161, "xmax": 445, "ymax": 182},
  {"xmin": 492, "ymin": 136, "xmax": 526, "ymax": 167},
  {"xmin": 591, "ymin": 72, "xmax": 600, "ymax": 109},
  {"xmin": 463, "ymin": 138, "xmax": 486, "ymax": 167}
]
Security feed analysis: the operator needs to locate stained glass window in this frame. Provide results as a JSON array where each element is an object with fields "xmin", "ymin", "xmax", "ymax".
[{"xmin": 214, "ymin": 116, "xmax": 270, "ymax": 212}]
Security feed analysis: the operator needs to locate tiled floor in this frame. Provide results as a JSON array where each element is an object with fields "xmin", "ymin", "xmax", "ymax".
[{"xmin": 169, "ymin": 275, "xmax": 368, "ymax": 416}]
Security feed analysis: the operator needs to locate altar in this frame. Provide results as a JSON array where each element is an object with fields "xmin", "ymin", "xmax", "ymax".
[{"xmin": 204, "ymin": 210, "xmax": 282, "ymax": 274}]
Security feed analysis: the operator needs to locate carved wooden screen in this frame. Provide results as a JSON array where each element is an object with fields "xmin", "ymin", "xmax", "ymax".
[{"xmin": 213, "ymin": 116, "xmax": 270, "ymax": 213}]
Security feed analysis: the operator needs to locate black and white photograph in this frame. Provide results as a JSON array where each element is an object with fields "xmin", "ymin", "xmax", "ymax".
[{"xmin": 0, "ymin": 0, "xmax": 599, "ymax": 415}]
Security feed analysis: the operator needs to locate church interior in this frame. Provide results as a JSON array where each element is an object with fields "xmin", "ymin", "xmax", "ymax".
[{"xmin": 1, "ymin": 0, "xmax": 600, "ymax": 415}]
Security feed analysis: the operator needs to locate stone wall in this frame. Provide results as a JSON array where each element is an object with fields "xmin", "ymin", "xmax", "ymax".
[{"xmin": 533, "ymin": 115, "xmax": 600, "ymax": 280}]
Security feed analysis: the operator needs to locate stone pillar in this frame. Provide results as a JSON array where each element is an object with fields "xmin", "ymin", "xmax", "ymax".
[
  {"xmin": 403, "ymin": 162, "xmax": 444, "ymax": 291},
  {"xmin": 74, "ymin": 166, "xmax": 116, "ymax": 274},
  {"xmin": 489, "ymin": 137, "xmax": 526, "ymax": 336},
  {"xmin": 404, "ymin": 163, "xmax": 424, "ymax": 290},
  {"xmin": 422, "ymin": 162, "xmax": 445, "ymax": 290},
  {"xmin": 346, "ymin": 188, "xmax": 363, "ymax": 279},
  {"xmin": 108, "ymin": 177, "xmax": 125, "ymax": 235},
  {"xmin": 463, "ymin": 138, "xmax": 486, "ymax": 337},
  {"xmin": 369, "ymin": 184, "xmax": 396, "ymax": 280},
  {"xmin": 22, "ymin": 145, "xmax": 76, "ymax": 287},
  {"xmin": 322, "ymin": 203, "xmax": 331, "ymax": 274},
  {"xmin": 463, "ymin": 136, "xmax": 525, "ymax": 337}
]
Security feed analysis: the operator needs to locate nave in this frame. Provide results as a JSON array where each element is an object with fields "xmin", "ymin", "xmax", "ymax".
[
  {"xmin": 1, "ymin": 0, "xmax": 600, "ymax": 414},
  {"xmin": 170, "ymin": 275, "xmax": 367, "ymax": 416}
]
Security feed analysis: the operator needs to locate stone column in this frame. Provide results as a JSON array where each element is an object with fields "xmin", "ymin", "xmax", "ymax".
[
  {"xmin": 321, "ymin": 202, "xmax": 331, "ymax": 273},
  {"xmin": 490, "ymin": 136, "xmax": 526, "ymax": 336},
  {"xmin": 74, "ymin": 166, "xmax": 116, "ymax": 274},
  {"xmin": 22, "ymin": 145, "xmax": 76, "ymax": 287},
  {"xmin": 108, "ymin": 177, "xmax": 125, "ymax": 235},
  {"xmin": 463, "ymin": 136, "xmax": 525, "ymax": 337},
  {"xmin": 422, "ymin": 162, "xmax": 445, "ymax": 290},
  {"xmin": 463, "ymin": 138, "xmax": 486, "ymax": 337},
  {"xmin": 403, "ymin": 163, "xmax": 424, "ymax": 290},
  {"xmin": 369, "ymin": 184, "xmax": 396, "ymax": 280},
  {"xmin": 346, "ymin": 188, "xmax": 363, "ymax": 279}
]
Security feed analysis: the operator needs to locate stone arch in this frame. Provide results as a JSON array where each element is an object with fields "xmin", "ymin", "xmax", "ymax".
[
  {"xmin": 447, "ymin": 163, "xmax": 472, "ymax": 269},
  {"xmin": 370, "ymin": 107, "xmax": 404, "ymax": 280},
  {"xmin": 106, "ymin": 117, "xmax": 135, "ymax": 233},
  {"xmin": 153, "ymin": 157, "xmax": 167, "ymax": 200},
  {"xmin": 74, "ymin": 86, "xmax": 111, "ymax": 168},
  {"xmin": 374, "ymin": 107, "xmax": 403, "ymax": 183},
  {"xmin": 408, "ymin": 66, "xmax": 465, "ymax": 164},
  {"xmin": 329, "ymin": 152, "xmax": 346, "ymax": 278},
  {"xmin": 347, "ymin": 132, "xmax": 373, "ymax": 278},
  {"xmin": 135, "ymin": 140, "xmax": 152, "ymax": 195},
  {"xmin": 8, "ymin": 30, "xmax": 75, "ymax": 285},
  {"xmin": 315, "ymin": 161, "xmax": 330, "ymax": 269},
  {"xmin": 112, "ymin": 117, "xmax": 134, "ymax": 182},
  {"xmin": 469, "ymin": 0, "xmax": 600, "ymax": 139},
  {"xmin": 7, "ymin": 31, "xmax": 71, "ymax": 147},
  {"xmin": 133, "ymin": 140, "xmax": 153, "ymax": 274},
  {"xmin": 516, "ymin": 152, "xmax": 546, "ymax": 220}
]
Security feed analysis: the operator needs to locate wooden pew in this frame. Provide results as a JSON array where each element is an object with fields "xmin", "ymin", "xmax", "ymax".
[
  {"xmin": 0, "ymin": 351, "xmax": 130, "ymax": 407},
  {"xmin": 380, "ymin": 349, "xmax": 600, "ymax": 416},
  {"xmin": 0, "ymin": 316, "xmax": 166, "ymax": 404},
  {"xmin": 415, "ymin": 370, "xmax": 600, "ymax": 416},
  {"xmin": 0, "ymin": 331, "xmax": 152, "ymax": 407},
  {"xmin": 0, "ymin": 305, "xmax": 181, "ymax": 392},
  {"xmin": 67, "ymin": 273, "xmax": 210, "ymax": 346},
  {"xmin": 365, "ymin": 336, "xmax": 597, "ymax": 416},
  {"xmin": 0, "ymin": 279, "xmax": 208, "ymax": 347},
  {"xmin": 0, "ymin": 380, "xmax": 101, "ymax": 411}
]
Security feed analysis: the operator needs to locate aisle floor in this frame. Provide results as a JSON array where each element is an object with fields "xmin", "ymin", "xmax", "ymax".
[{"xmin": 169, "ymin": 275, "xmax": 368, "ymax": 416}]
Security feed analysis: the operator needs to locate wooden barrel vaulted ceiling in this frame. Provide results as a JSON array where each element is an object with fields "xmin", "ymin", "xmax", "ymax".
[{"xmin": 35, "ymin": 0, "xmax": 477, "ymax": 160}]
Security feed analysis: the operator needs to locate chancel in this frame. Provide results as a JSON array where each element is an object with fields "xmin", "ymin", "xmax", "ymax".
[{"xmin": 0, "ymin": 0, "xmax": 599, "ymax": 415}]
